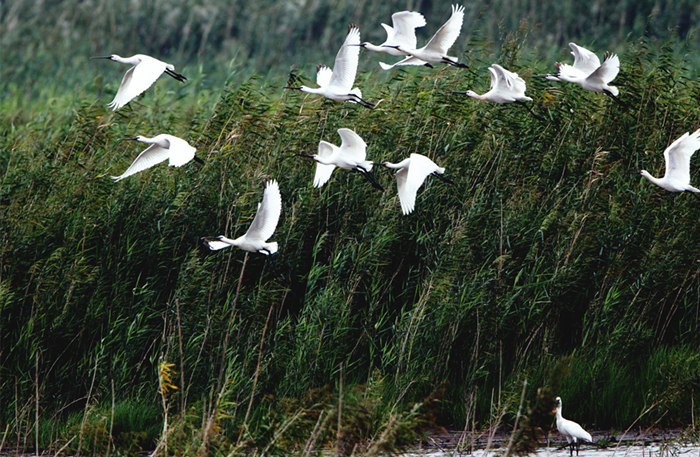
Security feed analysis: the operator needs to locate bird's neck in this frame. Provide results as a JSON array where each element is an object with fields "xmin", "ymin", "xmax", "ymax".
[
  {"xmin": 113, "ymin": 55, "xmax": 141, "ymax": 65},
  {"xmin": 640, "ymin": 170, "xmax": 664, "ymax": 187},
  {"xmin": 300, "ymin": 86, "xmax": 323, "ymax": 95},
  {"xmin": 362, "ymin": 42, "xmax": 383, "ymax": 53}
]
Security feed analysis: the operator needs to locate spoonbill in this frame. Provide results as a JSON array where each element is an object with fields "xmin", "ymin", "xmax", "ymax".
[
  {"xmin": 202, "ymin": 180, "xmax": 282, "ymax": 255},
  {"xmin": 554, "ymin": 397, "xmax": 592, "ymax": 457},
  {"xmin": 537, "ymin": 43, "xmax": 621, "ymax": 102},
  {"xmin": 93, "ymin": 54, "xmax": 186, "ymax": 110},
  {"xmin": 454, "ymin": 63, "xmax": 543, "ymax": 120},
  {"xmin": 298, "ymin": 128, "xmax": 384, "ymax": 191},
  {"xmin": 112, "ymin": 134, "xmax": 202, "ymax": 181},
  {"xmin": 284, "ymin": 25, "xmax": 373, "ymax": 108},
  {"xmin": 382, "ymin": 153, "xmax": 452, "ymax": 215},
  {"xmin": 379, "ymin": 5, "xmax": 466, "ymax": 70},
  {"xmin": 635, "ymin": 129, "xmax": 700, "ymax": 197},
  {"xmin": 355, "ymin": 11, "xmax": 426, "ymax": 62}
]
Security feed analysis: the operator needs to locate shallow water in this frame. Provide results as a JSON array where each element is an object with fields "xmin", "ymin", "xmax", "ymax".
[{"xmin": 403, "ymin": 444, "xmax": 700, "ymax": 457}]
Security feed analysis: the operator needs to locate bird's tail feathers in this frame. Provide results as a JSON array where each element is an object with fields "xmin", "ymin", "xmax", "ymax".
[{"xmin": 262, "ymin": 242, "xmax": 279, "ymax": 255}]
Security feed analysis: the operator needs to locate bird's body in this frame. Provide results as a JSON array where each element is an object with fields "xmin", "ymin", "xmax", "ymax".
[
  {"xmin": 382, "ymin": 153, "xmax": 451, "ymax": 214},
  {"xmin": 555, "ymin": 397, "xmax": 592, "ymax": 457},
  {"xmin": 94, "ymin": 54, "xmax": 186, "ymax": 110},
  {"xmin": 112, "ymin": 134, "xmax": 201, "ymax": 181},
  {"xmin": 358, "ymin": 11, "xmax": 426, "ymax": 59},
  {"xmin": 203, "ymin": 180, "xmax": 282, "ymax": 255},
  {"xmin": 380, "ymin": 5, "xmax": 466, "ymax": 70},
  {"xmin": 459, "ymin": 64, "xmax": 532, "ymax": 104},
  {"xmin": 285, "ymin": 26, "xmax": 373, "ymax": 108},
  {"xmin": 301, "ymin": 128, "xmax": 383, "ymax": 190},
  {"xmin": 637, "ymin": 129, "xmax": 700, "ymax": 194},
  {"xmin": 544, "ymin": 43, "xmax": 620, "ymax": 97}
]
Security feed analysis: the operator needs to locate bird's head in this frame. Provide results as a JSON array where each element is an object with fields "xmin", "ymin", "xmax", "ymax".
[
  {"xmin": 553, "ymin": 396, "xmax": 562, "ymax": 413},
  {"xmin": 463, "ymin": 90, "xmax": 478, "ymax": 99}
]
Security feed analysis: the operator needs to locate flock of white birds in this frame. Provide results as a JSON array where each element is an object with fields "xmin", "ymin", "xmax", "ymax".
[{"xmin": 90, "ymin": 5, "xmax": 700, "ymax": 450}]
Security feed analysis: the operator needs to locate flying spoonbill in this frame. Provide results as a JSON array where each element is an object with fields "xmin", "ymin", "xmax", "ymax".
[
  {"xmin": 382, "ymin": 153, "xmax": 452, "ymax": 214},
  {"xmin": 202, "ymin": 180, "xmax": 282, "ymax": 255},
  {"xmin": 635, "ymin": 129, "xmax": 700, "ymax": 198},
  {"xmin": 298, "ymin": 128, "xmax": 384, "ymax": 191},
  {"xmin": 554, "ymin": 397, "xmax": 592, "ymax": 456},
  {"xmin": 112, "ymin": 134, "xmax": 202, "ymax": 181},
  {"xmin": 380, "ymin": 5, "xmax": 466, "ymax": 70},
  {"xmin": 537, "ymin": 43, "xmax": 621, "ymax": 102},
  {"xmin": 354, "ymin": 11, "xmax": 427, "ymax": 65},
  {"xmin": 455, "ymin": 64, "xmax": 543, "ymax": 120},
  {"xmin": 284, "ymin": 25, "xmax": 373, "ymax": 108},
  {"xmin": 93, "ymin": 54, "xmax": 186, "ymax": 110}
]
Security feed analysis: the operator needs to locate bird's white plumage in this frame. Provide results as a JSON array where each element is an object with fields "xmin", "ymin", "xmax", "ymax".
[
  {"xmin": 316, "ymin": 65, "xmax": 333, "ymax": 88},
  {"xmin": 203, "ymin": 180, "xmax": 282, "ymax": 255},
  {"xmin": 384, "ymin": 153, "xmax": 446, "ymax": 214},
  {"xmin": 328, "ymin": 26, "xmax": 361, "ymax": 94},
  {"xmin": 639, "ymin": 129, "xmax": 700, "ymax": 193},
  {"xmin": 549, "ymin": 44, "xmax": 620, "ymax": 96},
  {"xmin": 384, "ymin": 4, "xmax": 464, "ymax": 68},
  {"xmin": 555, "ymin": 397, "xmax": 592, "ymax": 452},
  {"xmin": 363, "ymin": 11, "xmax": 426, "ymax": 59},
  {"xmin": 306, "ymin": 128, "xmax": 375, "ymax": 188},
  {"xmin": 313, "ymin": 141, "xmax": 338, "ymax": 188},
  {"xmin": 112, "ymin": 134, "xmax": 197, "ymax": 181},
  {"xmin": 463, "ymin": 64, "xmax": 532, "ymax": 104},
  {"xmin": 100, "ymin": 54, "xmax": 183, "ymax": 110}
]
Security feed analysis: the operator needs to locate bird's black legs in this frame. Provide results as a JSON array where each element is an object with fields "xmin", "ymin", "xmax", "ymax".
[
  {"xmin": 262, "ymin": 253, "xmax": 285, "ymax": 280},
  {"xmin": 516, "ymin": 100, "xmax": 545, "ymax": 122},
  {"xmin": 193, "ymin": 156, "xmax": 205, "ymax": 165},
  {"xmin": 355, "ymin": 166, "xmax": 385, "ymax": 191},
  {"xmin": 442, "ymin": 57, "xmax": 468, "ymax": 68},
  {"xmin": 348, "ymin": 94, "xmax": 375, "ymax": 109},
  {"xmin": 603, "ymin": 90, "xmax": 626, "ymax": 108},
  {"xmin": 432, "ymin": 172, "xmax": 454, "ymax": 184},
  {"xmin": 165, "ymin": 69, "xmax": 187, "ymax": 82}
]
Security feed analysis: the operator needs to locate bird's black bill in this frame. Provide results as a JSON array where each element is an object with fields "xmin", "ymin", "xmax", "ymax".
[
  {"xmin": 531, "ymin": 74, "xmax": 553, "ymax": 79},
  {"xmin": 90, "ymin": 55, "xmax": 113, "ymax": 60},
  {"xmin": 165, "ymin": 69, "xmax": 187, "ymax": 82},
  {"xmin": 117, "ymin": 137, "xmax": 139, "ymax": 141},
  {"xmin": 283, "ymin": 86, "xmax": 302, "ymax": 90},
  {"xmin": 295, "ymin": 154, "xmax": 315, "ymax": 160}
]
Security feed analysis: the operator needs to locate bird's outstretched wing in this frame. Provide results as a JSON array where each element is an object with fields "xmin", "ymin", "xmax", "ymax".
[
  {"xmin": 492, "ymin": 64, "xmax": 526, "ymax": 94},
  {"xmin": 487, "ymin": 66, "xmax": 499, "ymax": 91},
  {"xmin": 108, "ymin": 57, "xmax": 166, "ymax": 110},
  {"xmin": 569, "ymin": 43, "xmax": 601, "ymax": 76},
  {"xmin": 313, "ymin": 141, "xmax": 337, "ymax": 188},
  {"xmin": 663, "ymin": 129, "xmax": 700, "ymax": 182},
  {"xmin": 316, "ymin": 65, "xmax": 333, "ymax": 88},
  {"xmin": 398, "ymin": 154, "xmax": 439, "ymax": 214},
  {"xmin": 388, "ymin": 11, "xmax": 426, "ymax": 49},
  {"xmin": 112, "ymin": 143, "xmax": 170, "ymax": 181},
  {"xmin": 337, "ymin": 128, "xmax": 367, "ymax": 163},
  {"xmin": 587, "ymin": 52, "xmax": 619, "ymax": 85},
  {"xmin": 166, "ymin": 136, "xmax": 197, "ymax": 167},
  {"xmin": 328, "ymin": 25, "xmax": 361, "ymax": 92},
  {"xmin": 421, "ymin": 4, "xmax": 464, "ymax": 55},
  {"xmin": 245, "ymin": 180, "xmax": 282, "ymax": 242}
]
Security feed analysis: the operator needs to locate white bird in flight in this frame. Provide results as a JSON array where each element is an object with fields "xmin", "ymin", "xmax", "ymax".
[
  {"xmin": 355, "ymin": 11, "xmax": 426, "ymax": 60},
  {"xmin": 112, "ymin": 134, "xmax": 202, "ymax": 181},
  {"xmin": 538, "ymin": 43, "xmax": 621, "ymax": 102},
  {"xmin": 455, "ymin": 64, "xmax": 543, "ymax": 120},
  {"xmin": 554, "ymin": 397, "xmax": 592, "ymax": 457},
  {"xmin": 284, "ymin": 25, "xmax": 373, "ymax": 108},
  {"xmin": 382, "ymin": 153, "xmax": 452, "ymax": 215},
  {"xmin": 203, "ymin": 180, "xmax": 282, "ymax": 255},
  {"xmin": 636, "ymin": 129, "xmax": 700, "ymax": 197},
  {"xmin": 380, "ymin": 5, "xmax": 467, "ymax": 70},
  {"xmin": 93, "ymin": 54, "xmax": 186, "ymax": 110},
  {"xmin": 298, "ymin": 128, "xmax": 384, "ymax": 191}
]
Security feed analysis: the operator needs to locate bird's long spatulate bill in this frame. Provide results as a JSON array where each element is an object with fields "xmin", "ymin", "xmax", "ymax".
[
  {"xmin": 90, "ymin": 55, "xmax": 113, "ymax": 59},
  {"xmin": 117, "ymin": 137, "xmax": 139, "ymax": 141},
  {"xmin": 283, "ymin": 86, "xmax": 302, "ymax": 90}
]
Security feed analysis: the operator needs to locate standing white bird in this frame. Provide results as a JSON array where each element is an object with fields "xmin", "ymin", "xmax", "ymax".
[
  {"xmin": 93, "ymin": 54, "xmax": 186, "ymax": 110},
  {"xmin": 284, "ymin": 25, "xmax": 373, "ymax": 108},
  {"xmin": 380, "ymin": 5, "xmax": 466, "ymax": 70},
  {"xmin": 355, "ymin": 11, "xmax": 426, "ymax": 61},
  {"xmin": 537, "ymin": 43, "xmax": 621, "ymax": 101},
  {"xmin": 554, "ymin": 397, "xmax": 592, "ymax": 457},
  {"xmin": 112, "ymin": 134, "xmax": 202, "ymax": 181},
  {"xmin": 298, "ymin": 128, "xmax": 384, "ymax": 191},
  {"xmin": 382, "ymin": 153, "xmax": 452, "ymax": 215},
  {"xmin": 202, "ymin": 180, "xmax": 282, "ymax": 255},
  {"xmin": 455, "ymin": 63, "xmax": 542, "ymax": 120},
  {"xmin": 636, "ymin": 129, "xmax": 700, "ymax": 197}
]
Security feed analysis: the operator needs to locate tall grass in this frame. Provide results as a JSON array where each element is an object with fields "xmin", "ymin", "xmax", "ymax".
[{"xmin": 0, "ymin": 24, "xmax": 699, "ymax": 456}]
